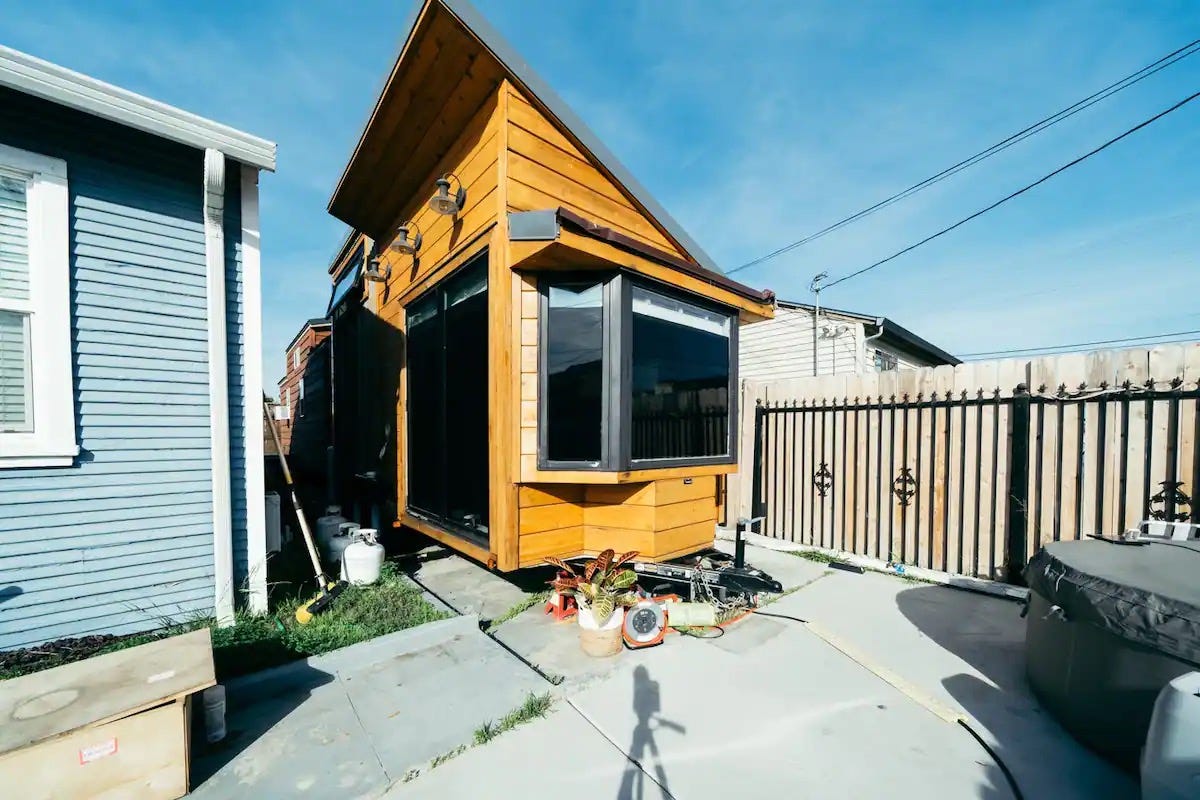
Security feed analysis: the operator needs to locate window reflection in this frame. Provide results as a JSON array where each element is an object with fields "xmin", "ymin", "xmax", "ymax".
[
  {"xmin": 545, "ymin": 281, "xmax": 604, "ymax": 462},
  {"xmin": 630, "ymin": 287, "xmax": 730, "ymax": 460}
]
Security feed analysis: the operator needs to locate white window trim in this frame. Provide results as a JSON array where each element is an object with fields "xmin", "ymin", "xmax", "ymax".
[{"xmin": 0, "ymin": 142, "xmax": 77, "ymax": 468}]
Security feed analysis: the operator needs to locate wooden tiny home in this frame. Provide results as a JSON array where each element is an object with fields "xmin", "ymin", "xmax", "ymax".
[{"xmin": 325, "ymin": 0, "xmax": 774, "ymax": 571}]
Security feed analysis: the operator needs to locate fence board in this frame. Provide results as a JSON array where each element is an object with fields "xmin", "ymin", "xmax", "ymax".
[{"xmin": 741, "ymin": 343, "xmax": 1200, "ymax": 584}]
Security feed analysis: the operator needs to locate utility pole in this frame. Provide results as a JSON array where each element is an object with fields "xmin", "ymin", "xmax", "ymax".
[{"xmin": 809, "ymin": 272, "xmax": 827, "ymax": 377}]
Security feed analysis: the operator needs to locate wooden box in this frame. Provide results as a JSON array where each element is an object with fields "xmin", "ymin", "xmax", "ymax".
[{"xmin": 0, "ymin": 629, "xmax": 214, "ymax": 800}]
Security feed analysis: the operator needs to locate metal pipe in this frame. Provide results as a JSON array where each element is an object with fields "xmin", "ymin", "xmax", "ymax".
[{"xmin": 863, "ymin": 317, "xmax": 885, "ymax": 370}]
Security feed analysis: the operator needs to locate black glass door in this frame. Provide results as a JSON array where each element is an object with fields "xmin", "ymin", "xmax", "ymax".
[{"xmin": 405, "ymin": 254, "xmax": 489, "ymax": 542}]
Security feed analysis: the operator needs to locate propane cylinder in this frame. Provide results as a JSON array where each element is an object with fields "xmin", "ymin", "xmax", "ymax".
[
  {"xmin": 315, "ymin": 506, "xmax": 346, "ymax": 554},
  {"xmin": 342, "ymin": 529, "xmax": 384, "ymax": 585},
  {"xmin": 326, "ymin": 523, "xmax": 358, "ymax": 571}
]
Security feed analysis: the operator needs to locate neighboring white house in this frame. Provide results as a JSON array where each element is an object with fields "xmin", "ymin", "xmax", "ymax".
[{"xmin": 740, "ymin": 300, "xmax": 959, "ymax": 382}]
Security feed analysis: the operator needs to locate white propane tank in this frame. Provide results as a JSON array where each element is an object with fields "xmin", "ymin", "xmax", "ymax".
[
  {"xmin": 1141, "ymin": 671, "xmax": 1200, "ymax": 800},
  {"xmin": 342, "ymin": 529, "xmax": 384, "ymax": 585},
  {"xmin": 326, "ymin": 523, "xmax": 359, "ymax": 572},
  {"xmin": 315, "ymin": 506, "xmax": 346, "ymax": 554}
]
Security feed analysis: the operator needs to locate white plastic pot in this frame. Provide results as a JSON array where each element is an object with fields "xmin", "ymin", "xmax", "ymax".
[{"xmin": 577, "ymin": 604, "xmax": 624, "ymax": 657}]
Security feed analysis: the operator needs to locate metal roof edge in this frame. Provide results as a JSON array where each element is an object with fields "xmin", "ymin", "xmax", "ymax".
[
  {"xmin": 434, "ymin": 0, "xmax": 725, "ymax": 274},
  {"xmin": 776, "ymin": 298, "xmax": 959, "ymax": 365},
  {"xmin": 0, "ymin": 45, "xmax": 276, "ymax": 171}
]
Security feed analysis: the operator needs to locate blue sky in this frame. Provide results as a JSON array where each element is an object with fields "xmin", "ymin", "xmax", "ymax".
[{"xmin": 2, "ymin": 1, "xmax": 1198, "ymax": 385}]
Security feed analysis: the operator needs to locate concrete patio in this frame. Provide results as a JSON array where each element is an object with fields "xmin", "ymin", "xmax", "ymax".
[
  {"xmin": 188, "ymin": 541, "xmax": 1137, "ymax": 799},
  {"xmin": 389, "ymin": 543, "xmax": 1136, "ymax": 799}
]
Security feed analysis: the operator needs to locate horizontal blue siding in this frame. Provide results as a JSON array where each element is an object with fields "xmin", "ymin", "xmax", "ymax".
[
  {"xmin": 0, "ymin": 87, "xmax": 217, "ymax": 650},
  {"xmin": 224, "ymin": 165, "xmax": 251, "ymax": 598}
]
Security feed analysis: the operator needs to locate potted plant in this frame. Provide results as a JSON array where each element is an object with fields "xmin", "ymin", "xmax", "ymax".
[{"xmin": 547, "ymin": 550, "xmax": 639, "ymax": 657}]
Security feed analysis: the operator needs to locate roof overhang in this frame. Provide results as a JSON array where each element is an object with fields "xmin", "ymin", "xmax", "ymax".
[
  {"xmin": 0, "ymin": 45, "xmax": 276, "ymax": 171},
  {"xmin": 777, "ymin": 298, "xmax": 959, "ymax": 365},
  {"xmin": 510, "ymin": 209, "xmax": 774, "ymax": 323},
  {"xmin": 328, "ymin": 0, "xmax": 725, "ymax": 274}
]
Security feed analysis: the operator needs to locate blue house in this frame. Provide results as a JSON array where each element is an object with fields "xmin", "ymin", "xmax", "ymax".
[{"xmin": 0, "ymin": 46, "xmax": 276, "ymax": 649}]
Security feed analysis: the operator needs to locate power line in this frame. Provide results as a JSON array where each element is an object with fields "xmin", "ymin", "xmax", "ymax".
[
  {"xmin": 821, "ymin": 88, "xmax": 1200, "ymax": 291},
  {"xmin": 959, "ymin": 329, "xmax": 1200, "ymax": 359},
  {"xmin": 727, "ymin": 37, "xmax": 1200, "ymax": 276}
]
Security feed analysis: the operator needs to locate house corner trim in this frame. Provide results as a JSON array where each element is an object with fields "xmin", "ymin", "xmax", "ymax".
[
  {"xmin": 204, "ymin": 148, "xmax": 235, "ymax": 626},
  {"xmin": 241, "ymin": 164, "xmax": 268, "ymax": 614}
]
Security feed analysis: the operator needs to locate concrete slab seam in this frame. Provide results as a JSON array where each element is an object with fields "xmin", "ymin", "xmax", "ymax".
[
  {"xmin": 563, "ymin": 696, "xmax": 679, "ymax": 800},
  {"xmin": 803, "ymin": 620, "xmax": 966, "ymax": 725},
  {"xmin": 339, "ymin": 671, "xmax": 393, "ymax": 784}
]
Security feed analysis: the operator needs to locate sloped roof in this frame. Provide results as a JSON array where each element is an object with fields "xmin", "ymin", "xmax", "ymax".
[
  {"xmin": 0, "ymin": 45, "xmax": 275, "ymax": 170},
  {"xmin": 328, "ymin": 0, "xmax": 724, "ymax": 274},
  {"xmin": 778, "ymin": 299, "xmax": 960, "ymax": 365}
]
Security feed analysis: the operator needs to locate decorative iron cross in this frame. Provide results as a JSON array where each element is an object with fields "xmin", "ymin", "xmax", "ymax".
[
  {"xmin": 813, "ymin": 462, "xmax": 833, "ymax": 497},
  {"xmin": 892, "ymin": 467, "xmax": 917, "ymax": 507},
  {"xmin": 1149, "ymin": 480, "xmax": 1192, "ymax": 522}
]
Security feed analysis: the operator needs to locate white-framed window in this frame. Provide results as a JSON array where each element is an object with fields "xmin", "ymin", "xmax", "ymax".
[
  {"xmin": 292, "ymin": 347, "xmax": 300, "ymax": 370},
  {"xmin": 873, "ymin": 348, "xmax": 898, "ymax": 372},
  {"xmin": 0, "ymin": 143, "xmax": 76, "ymax": 468}
]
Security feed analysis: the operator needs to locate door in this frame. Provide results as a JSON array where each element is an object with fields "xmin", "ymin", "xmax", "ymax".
[{"xmin": 405, "ymin": 253, "xmax": 489, "ymax": 544}]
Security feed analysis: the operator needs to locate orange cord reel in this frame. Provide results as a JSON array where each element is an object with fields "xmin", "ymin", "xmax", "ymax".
[{"xmin": 622, "ymin": 598, "xmax": 668, "ymax": 648}]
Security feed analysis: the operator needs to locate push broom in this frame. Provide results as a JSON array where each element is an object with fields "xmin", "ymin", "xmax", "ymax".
[{"xmin": 262, "ymin": 395, "xmax": 346, "ymax": 623}]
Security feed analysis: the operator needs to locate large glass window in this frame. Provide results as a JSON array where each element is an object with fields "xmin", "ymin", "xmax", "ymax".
[
  {"xmin": 538, "ymin": 273, "xmax": 736, "ymax": 470},
  {"xmin": 544, "ymin": 281, "xmax": 604, "ymax": 464},
  {"xmin": 630, "ymin": 286, "xmax": 731, "ymax": 461},
  {"xmin": 405, "ymin": 254, "xmax": 489, "ymax": 542}
]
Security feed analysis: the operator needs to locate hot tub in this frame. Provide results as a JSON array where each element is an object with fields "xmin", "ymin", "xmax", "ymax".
[{"xmin": 1024, "ymin": 538, "xmax": 1200, "ymax": 770}]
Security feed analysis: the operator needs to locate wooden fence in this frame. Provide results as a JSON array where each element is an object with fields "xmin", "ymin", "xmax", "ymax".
[{"xmin": 733, "ymin": 344, "xmax": 1200, "ymax": 582}]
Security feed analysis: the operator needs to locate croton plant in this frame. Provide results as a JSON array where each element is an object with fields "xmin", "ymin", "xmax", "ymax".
[{"xmin": 546, "ymin": 549, "xmax": 640, "ymax": 625}]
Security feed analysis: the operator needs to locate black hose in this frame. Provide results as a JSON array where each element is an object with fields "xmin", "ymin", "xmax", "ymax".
[
  {"xmin": 403, "ymin": 569, "xmax": 565, "ymax": 686},
  {"xmin": 957, "ymin": 719, "xmax": 1025, "ymax": 800},
  {"xmin": 752, "ymin": 607, "xmax": 1025, "ymax": 799}
]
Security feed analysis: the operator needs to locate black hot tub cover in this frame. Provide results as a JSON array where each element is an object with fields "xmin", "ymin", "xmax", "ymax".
[{"xmin": 1025, "ymin": 539, "xmax": 1200, "ymax": 667}]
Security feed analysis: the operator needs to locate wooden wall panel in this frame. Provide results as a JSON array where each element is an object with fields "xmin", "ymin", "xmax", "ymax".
[
  {"xmin": 516, "ymin": 477, "xmax": 719, "ymax": 565},
  {"xmin": 504, "ymin": 85, "xmax": 687, "ymax": 259}
]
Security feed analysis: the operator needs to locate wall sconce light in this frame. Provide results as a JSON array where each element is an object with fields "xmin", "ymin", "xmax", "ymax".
[
  {"xmin": 390, "ymin": 222, "xmax": 422, "ymax": 256},
  {"xmin": 363, "ymin": 256, "xmax": 390, "ymax": 283},
  {"xmin": 428, "ymin": 173, "xmax": 465, "ymax": 216}
]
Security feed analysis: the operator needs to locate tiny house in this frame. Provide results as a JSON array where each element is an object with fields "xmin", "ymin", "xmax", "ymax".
[
  {"xmin": 326, "ymin": 0, "xmax": 774, "ymax": 570},
  {"xmin": 0, "ymin": 46, "xmax": 275, "ymax": 648}
]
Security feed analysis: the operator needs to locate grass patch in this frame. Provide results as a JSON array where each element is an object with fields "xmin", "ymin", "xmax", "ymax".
[
  {"xmin": 404, "ymin": 692, "xmax": 554, "ymax": 785},
  {"xmin": 788, "ymin": 549, "xmax": 839, "ymax": 565},
  {"xmin": 485, "ymin": 591, "xmax": 551, "ymax": 632},
  {"xmin": 1, "ymin": 561, "xmax": 450, "ymax": 682},
  {"xmin": 473, "ymin": 691, "xmax": 553, "ymax": 744}
]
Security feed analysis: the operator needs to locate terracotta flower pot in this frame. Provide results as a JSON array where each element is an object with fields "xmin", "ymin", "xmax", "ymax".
[{"xmin": 577, "ymin": 605, "xmax": 624, "ymax": 657}]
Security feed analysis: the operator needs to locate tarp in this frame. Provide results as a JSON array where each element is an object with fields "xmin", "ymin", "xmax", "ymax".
[{"xmin": 1025, "ymin": 539, "xmax": 1200, "ymax": 667}]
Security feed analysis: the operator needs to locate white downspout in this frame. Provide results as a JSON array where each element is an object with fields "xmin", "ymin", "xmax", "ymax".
[
  {"xmin": 864, "ymin": 316, "xmax": 885, "ymax": 370},
  {"xmin": 240, "ymin": 165, "xmax": 267, "ymax": 614},
  {"xmin": 204, "ymin": 148, "xmax": 235, "ymax": 627}
]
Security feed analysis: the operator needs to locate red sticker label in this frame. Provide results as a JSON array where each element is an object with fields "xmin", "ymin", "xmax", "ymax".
[{"xmin": 79, "ymin": 738, "xmax": 118, "ymax": 764}]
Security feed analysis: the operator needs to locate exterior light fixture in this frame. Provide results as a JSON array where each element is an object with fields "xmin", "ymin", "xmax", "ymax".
[
  {"xmin": 390, "ymin": 222, "xmax": 423, "ymax": 256},
  {"xmin": 428, "ymin": 173, "xmax": 465, "ymax": 216},
  {"xmin": 363, "ymin": 256, "xmax": 390, "ymax": 283}
]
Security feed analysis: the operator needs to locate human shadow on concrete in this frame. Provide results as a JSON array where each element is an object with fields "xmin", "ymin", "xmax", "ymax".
[{"xmin": 616, "ymin": 665, "xmax": 686, "ymax": 800}]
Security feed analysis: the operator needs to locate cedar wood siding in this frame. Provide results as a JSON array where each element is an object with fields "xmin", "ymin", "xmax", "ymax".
[{"xmin": 0, "ymin": 88, "xmax": 249, "ymax": 649}]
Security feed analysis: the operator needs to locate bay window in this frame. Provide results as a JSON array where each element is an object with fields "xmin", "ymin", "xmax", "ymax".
[
  {"xmin": 0, "ymin": 143, "xmax": 75, "ymax": 468},
  {"xmin": 539, "ymin": 272, "xmax": 736, "ymax": 470}
]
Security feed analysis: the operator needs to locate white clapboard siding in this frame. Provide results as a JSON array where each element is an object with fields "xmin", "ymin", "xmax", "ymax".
[{"xmin": 740, "ymin": 306, "xmax": 861, "ymax": 381}]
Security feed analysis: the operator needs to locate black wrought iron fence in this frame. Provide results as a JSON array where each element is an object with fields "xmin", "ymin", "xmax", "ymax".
[{"xmin": 751, "ymin": 382, "xmax": 1200, "ymax": 582}]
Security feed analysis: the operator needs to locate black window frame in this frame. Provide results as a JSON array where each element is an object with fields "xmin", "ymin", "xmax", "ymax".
[{"xmin": 537, "ymin": 270, "xmax": 738, "ymax": 471}]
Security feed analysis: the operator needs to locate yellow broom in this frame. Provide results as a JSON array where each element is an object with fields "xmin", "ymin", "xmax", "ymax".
[{"xmin": 262, "ymin": 395, "xmax": 346, "ymax": 624}]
